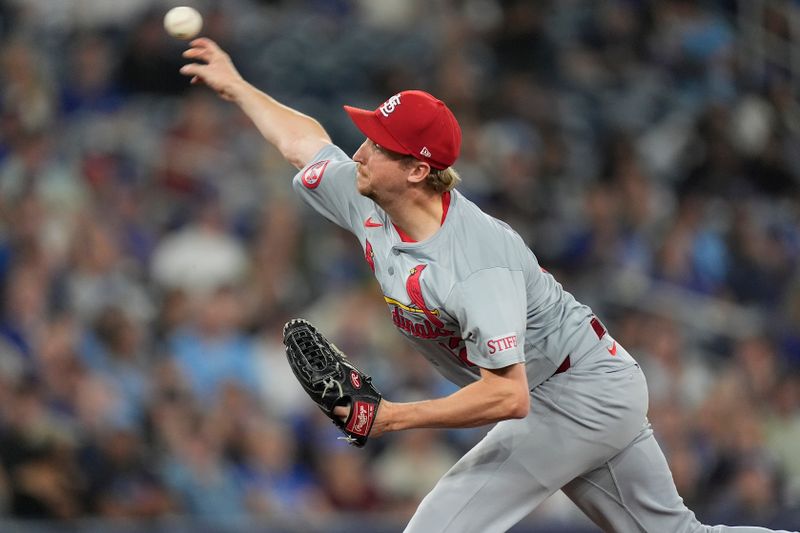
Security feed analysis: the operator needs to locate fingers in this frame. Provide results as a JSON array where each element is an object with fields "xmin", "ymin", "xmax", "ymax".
[
  {"xmin": 183, "ymin": 37, "xmax": 222, "ymax": 60},
  {"xmin": 333, "ymin": 405, "xmax": 350, "ymax": 420},
  {"xmin": 182, "ymin": 46, "xmax": 211, "ymax": 63},
  {"xmin": 189, "ymin": 37, "xmax": 216, "ymax": 49},
  {"xmin": 178, "ymin": 38, "xmax": 232, "ymax": 91},
  {"xmin": 182, "ymin": 37, "xmax": 222, "ymax": 63},
  {"xmin": 180, "ymin": 42, "xmax": 211, "ymax": 80},
  {"xmin": 179, "ymin": 63, "xmax": 202, "ymax": 77}
]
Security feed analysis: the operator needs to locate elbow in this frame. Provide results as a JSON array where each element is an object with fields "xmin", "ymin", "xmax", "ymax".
[
  {"xmin": 509, "ymin": 398, "xmax": 530, "ymax": 419},
  {"xmin": 285, "ymin": 153, "xmax": 306, "ymax": 170},
  {"xmin": 505, "ymin": 390, "xmax": 530, "ymax": 419},
  {"xmin": 278, "ymin": 141, "xmax": 308, "ymax": 169}
]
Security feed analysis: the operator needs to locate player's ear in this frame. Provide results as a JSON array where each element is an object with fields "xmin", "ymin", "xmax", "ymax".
[{"xmin": 406, "ymin": 161, "xmax": 431, "ymax": 185}]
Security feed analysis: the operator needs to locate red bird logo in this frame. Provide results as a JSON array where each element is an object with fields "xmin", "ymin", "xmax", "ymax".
[{"xmin": 406, "ymin": 264, "xmax": 444, "ymax": 328}]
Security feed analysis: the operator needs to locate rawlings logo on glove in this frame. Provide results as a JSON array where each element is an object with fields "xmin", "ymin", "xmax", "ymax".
[
  {"xmin": 346, "ymin": 401, "xmax": 375, "ymax": 436},
  {"xmin": 282, "ymin": 319, "xmax": 382, "ymax": 447}
]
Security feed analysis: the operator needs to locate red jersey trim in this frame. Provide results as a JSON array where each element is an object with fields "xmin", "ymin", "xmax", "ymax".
[
  {"xmin": 393, "ymin": 191, "xmax": 452, "ymax": 243},
  {"xmin": 441, "ymin": 190, "xmax": 451, "ymax": 222},
  {"xmin": 394, "ymin": 224, "xmax": 415, "ymax": 243}
]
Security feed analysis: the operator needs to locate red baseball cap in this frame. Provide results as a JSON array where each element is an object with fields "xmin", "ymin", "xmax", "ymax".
[{"xmin": 344, "ymin": 90, "xmax": 462, "ymax": 170}]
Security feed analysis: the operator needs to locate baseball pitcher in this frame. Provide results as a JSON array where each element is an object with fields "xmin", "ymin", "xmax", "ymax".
[{"xmin": 180, "ymin": 38, "xmax": 797, "ymax": 533}]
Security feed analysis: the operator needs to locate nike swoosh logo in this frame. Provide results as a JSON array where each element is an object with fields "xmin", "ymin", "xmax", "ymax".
[
  {"xmin": 608, "ymin": 341, "xmax": 617, "ymax": 356},
  {"xmin": 364, "ymin": 217, "xmax": 382, "ymax": 228}
]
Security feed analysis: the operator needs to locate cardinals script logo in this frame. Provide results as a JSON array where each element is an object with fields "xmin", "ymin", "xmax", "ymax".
[
  {"xmin": 383, "ymin": 264, "xmax": 474, "ymax": 366},
  {"xmin": 301, "ymin": 160, "xmax": 329, "ymax": 189},
  {"xmin": 384, "ymin": 264, "xmax": 453, "ymax": 340}
]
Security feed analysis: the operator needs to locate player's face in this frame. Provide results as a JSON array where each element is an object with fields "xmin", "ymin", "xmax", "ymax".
[{"xmin": 353, "ymin": 139, "xmax": 412, "ymax": 201}]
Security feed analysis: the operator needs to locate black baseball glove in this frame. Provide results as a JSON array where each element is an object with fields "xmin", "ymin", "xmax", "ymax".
[{"xmin": 282, "ymin": 318, "xmax": 382, "ymax": 447}]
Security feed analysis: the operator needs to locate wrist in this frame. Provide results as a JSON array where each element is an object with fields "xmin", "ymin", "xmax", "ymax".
[
  {"xmin": 378, "ymin": 399, "xmax": 401, "ymax": 433},
  {"xmin": 229, "ymin": 78, "xmax": 253, "ymax": 105}
]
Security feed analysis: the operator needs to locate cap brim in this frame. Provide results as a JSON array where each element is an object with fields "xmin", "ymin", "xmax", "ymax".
[{"xmin": 343, "ymin": 105, "xmax": 410, "ymax": 156}]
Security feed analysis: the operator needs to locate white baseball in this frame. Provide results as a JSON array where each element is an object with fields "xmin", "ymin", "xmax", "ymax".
[{"xmin": 164, "ymin": 6, "xmax": 203, "ymax": 40}]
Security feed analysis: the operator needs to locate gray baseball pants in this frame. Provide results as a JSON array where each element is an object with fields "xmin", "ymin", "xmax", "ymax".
[{"xmin": 404, "ymin": 340, "xmax": 797, "ymax": 533}]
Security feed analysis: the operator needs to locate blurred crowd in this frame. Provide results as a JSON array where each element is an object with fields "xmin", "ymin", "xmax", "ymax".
[{"xmin": 0, "ymin": 0, "xmax": 799, "ymax": 530}]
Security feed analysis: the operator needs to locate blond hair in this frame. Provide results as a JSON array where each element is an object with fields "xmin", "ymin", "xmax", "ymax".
[
  {"xmin": 425, "ymin": 166, "xmax": 461, "ymax": 192},
  {"xmin": 386, "ymin": 145, "xmax": 461, "ymax": 192}
]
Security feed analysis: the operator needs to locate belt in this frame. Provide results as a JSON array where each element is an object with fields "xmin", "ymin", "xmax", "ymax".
[
  {"xmin": 551, "ymin": 316, "xmax": 608, "ymax": 378},
  {"xmin": 590, "ymin": 316, "xmax": 607, "ymax": 340},
  {"xmin": 553, "ymin": 354, "xmax": 571, "ymax": 375}
]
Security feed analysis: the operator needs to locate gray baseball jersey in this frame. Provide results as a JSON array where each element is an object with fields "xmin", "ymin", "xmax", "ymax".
[
  {"xmin": 293, "ymin": 144, "xmax": 796, "ymax": 533},
  {"xmin": 293, "ymin": 143, "xmax": 599, "ymax": 389}
]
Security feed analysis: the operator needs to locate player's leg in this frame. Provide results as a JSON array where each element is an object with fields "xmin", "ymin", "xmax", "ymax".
[
  {"xmin": 404, "ymin": 354, "xmax": 649, "ymax": 533},
  {"xmin": 562, "ymin": 425, "xmax": 797, "ymax": 533},
  {"xmin": 403, "ymin": 423, "xmax": 562, "ymax": 533}
]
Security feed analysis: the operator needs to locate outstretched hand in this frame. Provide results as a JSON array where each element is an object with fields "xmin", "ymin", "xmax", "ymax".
[{"xmin": 180, "ymin": 38, "xmax": 246, "ymax": 102}]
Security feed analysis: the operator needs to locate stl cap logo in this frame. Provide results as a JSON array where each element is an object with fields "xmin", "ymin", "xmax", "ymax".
[
  {"xmin": 420, "ymin": 147, "xmax": 432, "ymax": 157},
  {"xmin": 379, "ymin": 94, "xmax": 402, "ymax": 117},
  {"xmin": 301, "ymin": 160, "xmax": 329, "ymax": 189}
]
